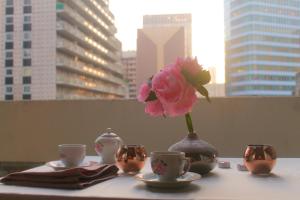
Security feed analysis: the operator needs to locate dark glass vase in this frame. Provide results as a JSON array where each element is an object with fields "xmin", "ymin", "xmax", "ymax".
[{"xmin": 168, "ymin": 132, "xmax": 218, "ymax": 175}]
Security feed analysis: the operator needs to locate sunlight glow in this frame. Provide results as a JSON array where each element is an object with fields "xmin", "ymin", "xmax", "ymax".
[{"xmin": 110, "ymin": 0, "xmax": 225, "ymax": 83}]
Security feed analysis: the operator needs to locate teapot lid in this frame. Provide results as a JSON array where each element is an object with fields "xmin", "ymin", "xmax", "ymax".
[{"xmin": 100, "ymin": 128, "xmax": 119, "ymax": 138}]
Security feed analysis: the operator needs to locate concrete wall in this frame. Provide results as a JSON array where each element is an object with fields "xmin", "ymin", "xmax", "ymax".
[{"xmin": 0, "ymin": 97, "xmax": 300, "ymax": 162}]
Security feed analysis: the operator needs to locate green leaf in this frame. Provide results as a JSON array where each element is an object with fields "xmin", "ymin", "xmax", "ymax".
[
  {"xmin": 182, "ymin": 69, "xmax": 198, "ymax": 86},
  {"xmin": 196, "ymin": 85, "xmax": 211, "ymax": 103},
  {"xmin": 196, "ymin": 70, "xmax": 211, "ymax": 85},
  {"xmin": 145, "ymin": 91, "xmax": 157, "ymax": 102}
]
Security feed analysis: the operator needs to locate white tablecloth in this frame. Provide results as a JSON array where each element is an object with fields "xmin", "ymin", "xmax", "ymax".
[{"xmin": 0, "ymin": 157, "xmax": 299, "ymax": 200}]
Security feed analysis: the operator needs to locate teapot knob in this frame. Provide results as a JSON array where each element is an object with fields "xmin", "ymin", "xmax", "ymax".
[{"xmin": 107, "ymin": 128, "xmax": 112, "ymax": 133}]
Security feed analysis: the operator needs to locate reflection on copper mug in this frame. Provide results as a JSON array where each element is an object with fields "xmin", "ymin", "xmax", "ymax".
[
  {"xmin": 243, "ymin": 144, "xmax": 276, "ymax": 175},
  {"xmin": 116, "ymin": 144, "xmax": 147, "ymax": 174}
]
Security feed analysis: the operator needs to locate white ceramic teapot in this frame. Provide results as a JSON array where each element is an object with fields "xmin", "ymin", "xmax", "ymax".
[{"xmin": 94, "ymin": 128, "xmax": 123, "ymax": 164}]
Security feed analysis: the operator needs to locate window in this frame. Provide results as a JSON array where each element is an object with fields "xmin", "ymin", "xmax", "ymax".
[
  {"xmin": 5, "ymin": 77, "xmax": 13, "ymax": 85},
  {"xmin": 23, "ymin": 24, "xmax": 31, "ymax": 31},
  {"xmin": 6, "ymin": 0, "xmax": 13, "ymax": 6},
  {"xmin": 5, "ymin": 94, "xmax": 13, "ymax": 101},
  {"xmin": 23, "ymin": 41, "xmax": 31, "ymax": 49},
  {"xmin": 5, "ymin": 51, "xmax": 13, "ymax": 59},
  {"xmin": 23, "ymin": 59, "xmax": 31, "ymax": 67},
  {"xmin": 24, "ymin": 15, "xmax": 31, "ymax": 23},
  {"xmin": 23, "ymin": 32, "xmax": 31, "ymax": 40},
  {"xmin": 5, "ymin": 25, "xmax": 14, "ymax": 32},
  {"xmin": 6, "ymin": 16, "xmax": 13, "ymax": 24},
  {"xmin": 5, "ymin": 42, "xmax": 13, "ymax": 49},
  {"xmin": 6, "ymin": 33, "xmax": 13, "ymax": 41},
  {"xmin": 6, "ymin": 86, "xmax": 13, "ymax": 93},
  {"xmin": 24, "ymin": 0, "xmax": 31, "ymax": 5},
  {"xmin": 23, "ymin": 6, "xmax": 32, "ymax": 14},
  {"xmin": 23, "ymin": 76, "xmax": 31, "ymax": 84},
  {"xmin": 23, "ymin": 94, "xmax": 31, "ymax": 100},
  {"xmin": 24, "ymin": 85, "xmax": 30, "ymax": 93},
  {"xmin": 5, "ymin": 59, "xmax": 13, "ymax": 67},
  {"xmin": 6, "ymin": 69, "xmax": 13, "ymax": 76},
  {"xmin": 23, "ymin": 50, "xmax": 31, "ymax": 58},
  {"xmin": 6, "ymin": 7, "xmax": 13, "ymax": 15}
]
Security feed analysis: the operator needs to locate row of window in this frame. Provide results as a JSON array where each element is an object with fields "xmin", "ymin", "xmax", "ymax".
[
  {"xmin": 5, "ymin": 76, "xmax": 31, "ymax": 85},
  {"xmin": 4, "ymin": 59, "xmax": 31, "ymax": 67},
  {"xmin": 5, "ymin": 6, "xmax": 31, "ymax": 15},
  {"xmin": 228, "ymin": 55, "xmax": 300, "ymax": 64},
  {"xmin": 231, "ymin": 85, "xmax": 295, "ymax": 92},
  {"xmin": 228, "ymin": 34, "xmax": 300, "ymax": 47},
  {"xmin": 229, "ymin": 65, "xmax": 300, "ymax": 73},
  {"xmin": 230, "ymin": 74, "xmax": 295, "ymax": 82},
  {"xmin": 231, "ymin": 23, "xmax": 299, "ymax": 36},
  {"xmin": 231, "ymin": 0, "xmax": 300, "ymax": 9},
  {"xmin": 5, "ymin": 94, "xmax": 31, "ymax": 101},
  {"xmin": 6, "ymin": 0, "xmax": 31, "ymax": 6},
  {"xmin": 5, "ymin": 24, "xmax": 31, "ymax": 32},
  {"xmin": 226, "ymin": 44, "xmax": 300, "ymax": 56},
  {"xmin": 231, "ymin": 4, "xmax": 300, "ymax": 18},
  {"xmin": 5, "ymin": 41, "xmax": 31, "ymax": 49},
  {"xmin": 231, "ymin": 14, "xmax": 300, "ymax": 27}
]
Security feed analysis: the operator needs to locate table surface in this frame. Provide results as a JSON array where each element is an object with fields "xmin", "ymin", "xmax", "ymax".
[{"xmin": 0, "ymin": 157, "xmax": 299, "ymax": 200}]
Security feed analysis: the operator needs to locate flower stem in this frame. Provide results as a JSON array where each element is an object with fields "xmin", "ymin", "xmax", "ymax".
[{"xmin": 185, "ymin": 113, "xmax": 194, "ymax": 134}]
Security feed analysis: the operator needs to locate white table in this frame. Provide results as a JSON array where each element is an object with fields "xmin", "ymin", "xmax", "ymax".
[{"xmin": 0, "ymin": 157, "xmax": 299, "ymax": 200}]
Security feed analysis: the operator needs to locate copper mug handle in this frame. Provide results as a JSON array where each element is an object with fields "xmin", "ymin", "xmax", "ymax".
[{"xmin": 180, "ymin": 157, "xmax": 190, "ymax": 176}]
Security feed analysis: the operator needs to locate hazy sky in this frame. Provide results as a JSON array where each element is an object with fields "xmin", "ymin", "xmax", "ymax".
[{"xmin": 110, "ymin": 0, "xmax": 225, "ymax": 83}]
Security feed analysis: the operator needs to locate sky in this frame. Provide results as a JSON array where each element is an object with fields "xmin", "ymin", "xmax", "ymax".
[{"xmin": 110, "ymin": 0, "xmax": 225, "ymax": 83}]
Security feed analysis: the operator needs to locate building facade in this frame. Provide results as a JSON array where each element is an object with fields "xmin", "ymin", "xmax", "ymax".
[
  {"xmin": 136, "ymin": 14, "xmax": 192, "ymax": 89},
  {"xmin": 295, "ymin": 72, "xmax": 300, "ymax": 96},
  {"xmin": 0, "ymin": 0, "xmax": 126, "ymax": 101},
  {"xmin": 225, "ymin": 0, "xmax": 300, "ymax": 96},
  {"xmin": 121, "ymin": 51, "xmax": 136, "ymax": 99}
]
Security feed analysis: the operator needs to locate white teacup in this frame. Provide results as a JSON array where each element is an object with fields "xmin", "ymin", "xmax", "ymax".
[
  {"xmin": 58, "ymin": 144, "xmax": 86, "ymax": 167},
  {"xmin": 150, "ymin": 151, "xmax": 190, "ymax": 182}
]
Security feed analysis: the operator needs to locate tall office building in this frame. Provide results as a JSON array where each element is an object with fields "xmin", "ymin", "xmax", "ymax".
[
  {"xmin": 121, "ymin": 51, "xmax": 137, "ymax": 99},
  {"xmin": 136, "ymin": 14, "xmax": 192, "ymax": 89},
  {"xmin": 225, "ymin": 0, "xmax": 300, "ymax": 96},
  {"xmin": 0, "ymin": 0, "xmax": 126, "ymax": 101}
]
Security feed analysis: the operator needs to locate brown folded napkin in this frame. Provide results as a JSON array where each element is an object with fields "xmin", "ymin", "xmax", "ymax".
[{"xmin": 1, "ymin": 163, "xmax": 119, "ymax": 189}]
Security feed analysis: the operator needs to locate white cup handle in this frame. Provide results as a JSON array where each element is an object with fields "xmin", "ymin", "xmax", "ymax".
[{"xmin": 180, "ymin": 158, "xmax": 190, "ymax": 176}]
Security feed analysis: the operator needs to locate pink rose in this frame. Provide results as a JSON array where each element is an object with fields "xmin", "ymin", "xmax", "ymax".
[
  {"xmin": 176, "ymin": 57, "xmax": 202, "ymax": 76},
  {"xmin": 152, "ymin": 63, "xmax": 197, "ymax": 117},
  {"xmin": 137, "ymin": 83, "xmax": 151, "ymax": 102},
  {"xmin": 145, "ymin": 100, "xmax": 164, "ymax": 116},
  {"xmin": 138, "ymin": 82, "xmax": 165, "ymax": 116}
]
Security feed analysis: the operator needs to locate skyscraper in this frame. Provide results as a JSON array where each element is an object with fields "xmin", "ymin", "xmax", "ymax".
[
  {"xmin": 0, "ymin": 0, "xmax": 126, "ymax": 101},
  {"xmin": 136, "ymin": 14, "xmax": 192, "ymax": 89},
  {"xmin": 121, "ymin": 51, "xmax": 137, "ymax": 99},
  {"xmin": 225, "ymin": 0, "xmax": 300, "ymax": 96}
]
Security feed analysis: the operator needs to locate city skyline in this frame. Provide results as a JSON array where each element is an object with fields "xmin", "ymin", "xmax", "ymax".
[{"xmin": 110, "ymin": 0, "xmax": 225, "ymax": 83}]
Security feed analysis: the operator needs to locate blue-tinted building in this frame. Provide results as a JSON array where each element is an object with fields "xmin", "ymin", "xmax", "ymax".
[{"xmin": 225, "ymin": 0, "xmax": 300, "ymax": 96}]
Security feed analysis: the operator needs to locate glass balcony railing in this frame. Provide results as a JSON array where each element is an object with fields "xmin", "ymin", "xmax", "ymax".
[
  {"xmin": 56, "ymin": 73, "xmax": 126, "ymax": 96},
  {"xmin": 57, "ymin": 4, "xmax": 119, "ymax": 51},
  {"xmin": 56, "ymin": 55, "xmax": 125, "ymax": 86},
  {"xmin": 83, "ymin": 0, "xmax": 115, "ymax": 25},
  {"xmin": 56, "ymin": 36, "xmax": 122, "ymax": 75},
  {"xmin": 56, "ymin": 21, "xmax": 118, "ymax": 62}
]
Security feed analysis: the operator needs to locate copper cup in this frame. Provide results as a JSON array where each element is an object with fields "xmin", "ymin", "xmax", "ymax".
[
  {"xmin": 116, "ymin": 144, "xmax": 147, "ymax": 174},
  {"xmin": 243, "ymin": 144, "xmax": 276, "ymax": 175}
]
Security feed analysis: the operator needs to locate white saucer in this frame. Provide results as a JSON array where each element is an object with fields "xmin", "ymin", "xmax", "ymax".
[
  {"xmin": 46, "ymin": 160, "xmax": 96, "ymax": 170},
  {"xmin": 135, "ymin": 172, "xmax": 201, "ymax": 188}
]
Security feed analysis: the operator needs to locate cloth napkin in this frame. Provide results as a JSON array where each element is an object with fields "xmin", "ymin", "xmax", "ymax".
[{"xmin": 1, "ymin": 163, "xmax": 119, "ymax": 189}]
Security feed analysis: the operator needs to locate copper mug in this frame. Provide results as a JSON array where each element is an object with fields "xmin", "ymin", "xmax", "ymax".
[
  {"xmin": 243, "ymin": 144, "xmax": 276, "ymax": 175},
  {"xmin": 116, "ymin": 144, "xmax": 147, "ymax": 174}
]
